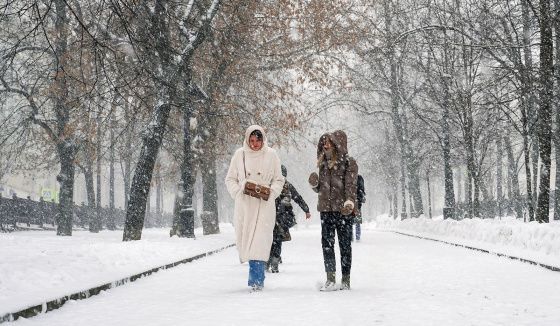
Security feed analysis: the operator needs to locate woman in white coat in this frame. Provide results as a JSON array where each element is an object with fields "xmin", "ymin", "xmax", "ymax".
[{"xmin": 225, "ymin": 125, "xmax": 285, "ymax": 291}]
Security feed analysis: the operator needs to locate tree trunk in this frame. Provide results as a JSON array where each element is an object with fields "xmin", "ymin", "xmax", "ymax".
[
  {"xmin": 531, "ymin": 141, "xmax": 539, "ymax": 213},
  {"xmin": 155, "ymin": 164, "xmax": 162, "ymax": 227},
  {"xmin": 506, "ymin": 168, "xmax": 512, "ymax": 202},
  {"xmin": 123, "ymin": 157, "xmax": 131, "ymax": 210},
  {"xmin": 504, "ymin": 136, "xmax": 523, "ymax": 219},
  {"xmin": 56, "ymin": 143, "xmax": 76, "ymax": 236},
  {"xmin": 426, "ymin": 171, "xmax": 432, "ymax": 219},
  {"xmin": 465, "ymin": 168, "xmax": 472, "ymax": 218},
  {"xmin": 521, "ymin": 0, "xmax": 536, "ymax": 221},
  {"xmin": 201, "ymin": 154, "xmax": 220, "ymax": 235},
  {"xmin": 407, "ymin": 160, "xmax": 423, "ymax": 217},
  {"xmin": 409, "ymin": 191, "xmax": 414, "ymax": 217},
  {"xmin": 392, "ymin": 189, "xmax": 398, "ymax": 219},
  {"xmin": 178, "ymin": 105, "xmax": 196, "ymax": 238},
  {"xmin": 399, "ymin": 153, "xmax": 407, "ymax": 219},
  {"xmin": 505, "ymin": 138, "xmax": 513, "ymax": 214},
  {"xmin": 522, "ymin": 126, "xmax": 535, "ymax": 221},
  {"xmin": 53, "ymin": 0, "xmax": 74, "ymax": 236},
  {"xmin": 480, "ymin": 173, "xmax": 492, "ymax": 218},
  {"xmin": 402, "ymin": 114, "xmax": 424, "ymax": 217},
  {"xmin": 94, "ymin": 117, "xmax": 102, "ymax": 232},
  {"xmin": 123, "ymin": 103, "xmax": 172, "ymax": 241},
  {"xmin": 83, "ymin": 166, "xmax": 96, "ymax": 231},
  {"xmin": 535, "ymin": 0, "xmax": 554, "ymax": 223},
  {"xmin": 456, "ymin": 167, "xmax": 462, "ymax": 203},
  {"xmin": 473, "ymin": 173, "xmax": 481, "ymax": 217},
  {"xmin": 171, "ymin": 191, "xmax": 181, "ymax": 235},
  {"xmin": 122, "ymin": 95, "xmax": 134, "ymax": 211},
  {"xmin": 108, "ymin": 110, "xmax": 116, "ymax": 230},
  {"xmin": 553, "ymin": 0, "xmax": 560, "ymax": 221},
  {"xmin": 464, "ymin": 109, "xmax": 480, "ymax": 218},
  {"xmin": 146, "ymin": 191, "xmax": 151, "ymax": 228},
  {"xmin": 496, "ymin": 136, "xmax": 503, "ymax": 218},
  {"xmin": 442, "ymin": 84, "xmax": 456, "ymax": 219},
  {"xmin": 197, "ymin": 109, "xmax": 221, "ymax": 234}
]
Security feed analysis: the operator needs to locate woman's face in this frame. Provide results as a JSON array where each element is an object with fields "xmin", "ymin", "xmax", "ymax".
[
  {"xmin": 249, "ymin": 135, "xmax": 263, "ymax": 151},
  {"xmin": 323, "ymin": 138, "xmax": 333, "ymax": 151}
]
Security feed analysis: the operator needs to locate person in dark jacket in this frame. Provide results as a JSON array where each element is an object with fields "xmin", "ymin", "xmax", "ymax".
[
  {"xmin": 309, "ymin": 130, "xmax": 358, "ymax": 290},
  {"xmin": 268, "ymin": 165, "xmax": 311, "ymax": 273},
  {"xmin": 353, "ymin": 174, "xmax": 366, "ymax": 241}
]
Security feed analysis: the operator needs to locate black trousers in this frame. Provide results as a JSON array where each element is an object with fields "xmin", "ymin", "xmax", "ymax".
[
  {"xmin": 270, "ymin": 238, "xmax": 282, "ymax": 260},
  {"xmin": 269, "ymin": 223, "xmax": 286, "ymax": 262},
  {"xmin": 320, "ymin": 211, "xmax": 353, "ymax": 275}
]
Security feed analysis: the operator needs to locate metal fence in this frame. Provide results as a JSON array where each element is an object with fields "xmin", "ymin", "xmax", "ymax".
[{"xmin": 0, "ymin": 195, "xmax": 172, "ymax": 231}]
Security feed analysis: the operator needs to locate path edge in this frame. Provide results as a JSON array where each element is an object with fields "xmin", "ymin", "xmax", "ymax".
[{"xmin": 388, "ymin": 230, "xmax": 560, "ymax": 272}]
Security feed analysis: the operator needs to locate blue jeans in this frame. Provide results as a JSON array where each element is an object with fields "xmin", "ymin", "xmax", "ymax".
[{"xmin": 248, "ymin": 260, "xmax": 266, "ymax": 287}]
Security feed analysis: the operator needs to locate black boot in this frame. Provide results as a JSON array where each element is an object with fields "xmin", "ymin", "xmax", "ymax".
[
  {"xmin": 270, "ymin": 257, "xmax": 279, "ymax": 273},
  {"xmin": 341, "ymin": 274, "xmax": 351, "ymax": 290}
]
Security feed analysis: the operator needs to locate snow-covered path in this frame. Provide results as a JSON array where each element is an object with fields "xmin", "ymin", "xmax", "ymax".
[{"xmin": 11, "ymin": 227, "xmax": 560, "ymax": 325}]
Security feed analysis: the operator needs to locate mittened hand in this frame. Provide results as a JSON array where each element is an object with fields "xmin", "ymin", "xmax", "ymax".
[
  {"xmin": 308, "ymin": 172, "xmax": 319, "ymax": 188},
  {"xmin": 341, "ymin": 200, "xmax": 354, "ymax": 216}
]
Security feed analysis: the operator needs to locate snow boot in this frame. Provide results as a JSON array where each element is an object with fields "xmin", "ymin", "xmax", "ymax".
[
  {"xmin": 320, "ymin": 272, "xmax": 338, "ymax": 291},
  {"xmin": 340, "ymin": 274, "xmax": 351, "ymax": 290},
  {"xmin": 270, "ymin": 257, "xmax": 280, "ymax": 273}
]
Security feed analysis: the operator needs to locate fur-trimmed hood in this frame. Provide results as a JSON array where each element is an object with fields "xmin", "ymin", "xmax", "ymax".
[
  {"xmin": 316, "ymin": 130, "xmax": 349, "ymax": 164},
  {"xmin": 316, "ymin": 130, "xmax": 349, "ymax": 158}
]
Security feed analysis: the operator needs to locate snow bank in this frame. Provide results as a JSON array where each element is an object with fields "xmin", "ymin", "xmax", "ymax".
[{"xmin": 373, "ymin": 215, "xmax": 560, "ymax": 268}]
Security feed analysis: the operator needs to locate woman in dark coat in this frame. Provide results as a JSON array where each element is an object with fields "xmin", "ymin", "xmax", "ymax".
[
  {"xmin": 268, "ymin": 165, "xmax": 311, "ymax": 273},
  {"xmin": 353, "ymin": 174, "xmax": 366, "ymax": 241},
  {"xmin": 309, "ymin": 130, "xmax": 358, "ymax": 290}
]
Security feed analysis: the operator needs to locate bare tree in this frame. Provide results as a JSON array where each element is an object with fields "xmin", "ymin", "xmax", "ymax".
[
  {"xmin": 0, "ymin": 0, "xmax": 113, "ymax": 235},
  {"xmin": 119, "ymin": 0, "xmax": 222, "ymax": 241},
  {"xmin": 535, "ymin": 0, "xmax": 554, "ymax": 223}
]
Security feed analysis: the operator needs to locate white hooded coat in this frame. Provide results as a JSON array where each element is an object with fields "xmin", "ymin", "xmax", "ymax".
[{"xmin": 225, "ymin": 125, "xmax": 285, "ymax": 263}]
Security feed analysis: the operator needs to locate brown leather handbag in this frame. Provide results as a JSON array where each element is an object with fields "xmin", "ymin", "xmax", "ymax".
[
  {"xmin": 243, "ymin": 181, "xmax": 271, "ymax": 201},
  {"xmin": 242, "ymin": 152, "xmax": 271, "ymax": 201}
]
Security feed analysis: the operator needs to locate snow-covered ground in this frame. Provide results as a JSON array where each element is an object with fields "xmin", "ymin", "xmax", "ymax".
[
  {"xmin": 2, "ymin": 217, "xmax": 560, "ymax": 325},
  {"xmin": 0, "ymin": 227, "xmax": 235, "ymax": 315}
]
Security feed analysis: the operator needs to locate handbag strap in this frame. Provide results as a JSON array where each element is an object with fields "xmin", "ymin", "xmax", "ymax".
[{"xmin": 243, "ymin": 152, "xmax": 247, "ymax": 178}]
